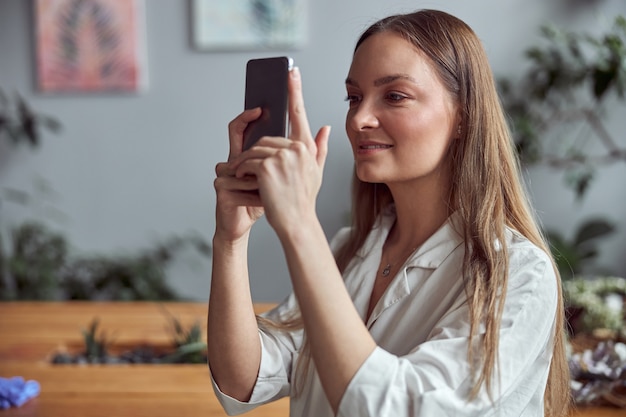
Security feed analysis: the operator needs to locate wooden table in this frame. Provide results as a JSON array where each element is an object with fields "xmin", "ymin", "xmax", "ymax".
[
  {"xmin": 0, "ymin": 302, "xmax": 288, "ymax": 417},
  {"xmin": 0, "ymin": 302, "xmax": 622, "ymax": 417}
]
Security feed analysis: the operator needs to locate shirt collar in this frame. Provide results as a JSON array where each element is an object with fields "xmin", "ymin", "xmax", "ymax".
[{"xmin": 355, "ymin": 206, "xmax": 464, "ymax": 270}]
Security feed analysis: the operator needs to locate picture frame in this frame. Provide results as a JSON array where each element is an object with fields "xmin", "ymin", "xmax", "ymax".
[
  {"xmin": 35, "ymin": 0, "xmax": 148, "ymax": 93},
  {"xmin": 191, "ymin": 0, "xmax": 307, "ymax": 51}
]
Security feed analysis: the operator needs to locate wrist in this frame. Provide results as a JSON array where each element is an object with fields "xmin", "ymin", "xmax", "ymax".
[
  {"xmin": 276, "ymin": 210, "xmax": 322, "ymax": 247},
  {"xmin": 212, "ymin": 232, "xmax": 250, "ymax": 254}
]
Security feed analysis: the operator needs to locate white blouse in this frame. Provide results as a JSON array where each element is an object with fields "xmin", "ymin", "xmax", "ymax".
[{"xmin": 211, "ymin": 211, "xmax": 558, "ymax": 417}]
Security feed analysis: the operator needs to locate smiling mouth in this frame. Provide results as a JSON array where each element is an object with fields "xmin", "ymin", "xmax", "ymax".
[{"xmin": 359, "ymin": 144, "xmax": 392, "ymax": 149}]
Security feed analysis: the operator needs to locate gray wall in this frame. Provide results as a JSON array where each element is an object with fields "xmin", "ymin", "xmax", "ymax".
[{"xmin": 1, "ymin": 0, "xmax": 625, "ymax": 302}]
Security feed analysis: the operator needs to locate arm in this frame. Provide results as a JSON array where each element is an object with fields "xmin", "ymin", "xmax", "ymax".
[
  {"xmin": 229, "ymin": 67, "xmax": 375, "ymax": 412},
  {"xmin": 207, "ymin": 108, "xmax": 265, "ymax": 401},
  {"xmin": 279, "ymin": 218, "xmax": 378, "ymax": 412},
  {"xmin": 208, "ymin": 234, "xmax": 260, "ymax": 401}
]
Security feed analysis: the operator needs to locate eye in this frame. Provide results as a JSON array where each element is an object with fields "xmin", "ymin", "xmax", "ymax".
[
  {"xmin": 385, "ymin": 92, "xmax": 408, "ymax": 103},
  {"xmin": 344, "ymin": 94, "xmax": 361, "ymax": 106}
]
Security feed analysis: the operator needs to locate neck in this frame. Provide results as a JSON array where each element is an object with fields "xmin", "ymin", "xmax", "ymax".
[{"xmin": 385, "ymin": 177, "xmax": 452, "ymax": 250}]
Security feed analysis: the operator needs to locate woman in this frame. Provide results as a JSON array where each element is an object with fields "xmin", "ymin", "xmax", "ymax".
[{"xmin": 208, "ymin": 9, "xmax": 571, "ymax": 417}]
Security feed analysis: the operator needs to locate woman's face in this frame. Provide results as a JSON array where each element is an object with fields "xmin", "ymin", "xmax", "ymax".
[{"xmin": 345, "ymin": 31, "xmax": 458, "ymax": 188}]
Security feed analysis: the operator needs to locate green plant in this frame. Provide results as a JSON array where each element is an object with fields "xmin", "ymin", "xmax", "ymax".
[
  {"xmin": 547, "ymin": 218, "xmax": 616, "ymax": 280},
  {"xmin": 0, "ymin": 220, "xmax": 211, "ymax": 301},
  {"xmin": 81, "ymin": 318, "xmax": 111, "ymax": 362},
  {"xmin": 52, "ymin": 312, "xmax": 207, "ymax": 365},
  {"xmin": 0, "ymin": 90, "xmax": 213, "ymax": 302},
  {"xmin": 7, "ymin": 222, "xmax": 67, "ymax": 300},
  {"xmin": 499, "ymin": 16, "xmax": 625, "ymax": 279},
  {"xmin": 563, "ymin": 276, "xmax": 626, "ymax": 334},
  {"xmin": 0, "ymin": 88, "xmax": 61, "ymax": 147},
  {"xmin": 161, "ymin": 309, "xmax": 206, "ymax": 364},
  {"xmin": 61, "ymin": 237, "xmax": 194, "ymax": 301},
  {"xmin": 500, "ymin": 15, "xmax": 626, "ymax": 199}
]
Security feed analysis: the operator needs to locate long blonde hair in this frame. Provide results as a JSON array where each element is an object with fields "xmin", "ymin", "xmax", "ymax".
[{"xmin": 263, "ymin": 9, "xmax": 570, "ymax": 416}]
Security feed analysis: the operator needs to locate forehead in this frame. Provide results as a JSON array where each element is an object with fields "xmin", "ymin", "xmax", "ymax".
[{"xmin": 348, "ymin": 32, "xmax": 437, "ymax": 83}]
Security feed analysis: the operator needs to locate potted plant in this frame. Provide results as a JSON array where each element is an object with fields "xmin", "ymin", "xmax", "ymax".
[{"xmin": 499, "ymin": 15, "xmax": 626, "ymax": 408}]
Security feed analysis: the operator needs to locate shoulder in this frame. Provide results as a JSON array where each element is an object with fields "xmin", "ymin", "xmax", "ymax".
[
  {"xmin": 504, "ymin": 228, "xmax": 558, "ymax": 306},
  {"xmin": 505, "ymin": 229, "xmax": 553, "ymax": 275}
]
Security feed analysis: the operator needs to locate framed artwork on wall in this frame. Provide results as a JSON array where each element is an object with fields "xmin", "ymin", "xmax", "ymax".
[
  {"xmin": 35, "ymin": 0, "xmax": 148, "ymax": 93},
  {"xmin": 192, "ymin": 0, "xmax": 307, "ymax": 51}
]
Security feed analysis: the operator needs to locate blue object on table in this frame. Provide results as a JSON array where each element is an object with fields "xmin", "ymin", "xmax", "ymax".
[{"xmin": 0, "ymin": 376, "xmax": 40, "ymax": 409}]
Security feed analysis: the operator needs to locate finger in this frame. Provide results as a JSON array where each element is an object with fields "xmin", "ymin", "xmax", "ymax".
[
  {"xmin": 216, "ymin": 189, "xmax": 263, "ymax": 208},
  {"xmin": 230, "ymin": 191, "xmax": 263, "ymax": 208},
  {"xmin": 215, "ymin": 162, "xmax": 236, "ymax": 178},
  {"xmin": 255, "ymin": 136, "xmax": 293, "ymax": 149},
  {"xmin": 228, "ymin": 138, "xmax": 291, "ymax": 172},
  {"xmin": 287, "ymin": 67, "xmax": 312, "ymax": 143},
  {"xmin": 234, "ymin": 158, "xmax": 266, "ymax": 180},
  {"xmin": 215, "ymin": 175, "xmax": 260, "ymax": 192},
  {"xmin": 315, "ymin": 126, "xmax": 331, "ymax": 169},
  {"xmin": 227, "ymin": 108, "xmax": 262, "ymax": 157}
]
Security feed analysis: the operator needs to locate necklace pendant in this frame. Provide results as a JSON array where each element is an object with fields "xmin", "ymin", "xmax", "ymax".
[{"xmin": 381, "ymin": 264, "xmax": 392, "ymax": 277}]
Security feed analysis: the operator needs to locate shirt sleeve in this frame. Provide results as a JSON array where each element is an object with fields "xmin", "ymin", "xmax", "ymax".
[
  {"xmin": 210, "ymin": 294, "xmax": 302, "ymax": 415},
  {"xmin": 210, "ymin": 227, "xmax": 353, "ymax": 415},
  {"xmin": 337, "ymin": 245, "xmax": 558, "ymax": 417}
]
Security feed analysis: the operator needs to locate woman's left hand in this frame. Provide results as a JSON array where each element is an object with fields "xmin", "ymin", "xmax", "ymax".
[{"xmin": 228, "ymin": 67, "xmax": 331, "ymax": 235}]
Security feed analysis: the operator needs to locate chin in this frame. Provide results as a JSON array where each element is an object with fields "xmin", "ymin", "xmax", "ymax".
[{"xmin": 355, "ymin": 167, "xmax": 385, "ymax": 184}]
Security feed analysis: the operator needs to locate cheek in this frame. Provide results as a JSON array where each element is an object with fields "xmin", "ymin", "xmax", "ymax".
[
  {"xmin": 345, "ymin": 110, "xmax": 358, "ymax": 136},
  {"xmin": 402, "ymin": 108, "xmax": 454, "ymax": 145},
  {"xmin": 397, "ymin": 121, "xmax": 453, "ymax": 164},
  {"xmin": 345, "ymin": 117, "xmax": 358, "ymax": 150}
]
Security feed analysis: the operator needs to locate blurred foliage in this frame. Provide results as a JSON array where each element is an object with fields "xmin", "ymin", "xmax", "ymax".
[
  {"xmin": 82, "ymin": 318, "xmax": 111, "ymax": 362},
  {"xmin": 564, "ymin": 276, "xmax": 626, "ymax": 334},
  {"xmin": 0, "ymin": 94, "xmax": 211, "ymax": 302},
  {"xmin": 569, "ymin": 340, "xmax": 626, "ymax": 408},
  {"xmin": 6, "ymin": 222, "xmax": 67, "ymax": 300},
  {"xmin": 500, "ymin": 15, "xmax": 626, "ymax": 200},
  {"xmin": 52, "ymin": 313, "xmax": 207, "ymax": 365},
  {"xmin": 0, "ymin": 88, "xmax": 61, "ymax": 147},
  {"xmin": 0, "ymin": 221, "xmax": 211, "ymax": 301},
  {"xmin": 547, "ymin": 218, "xmax": 617, "ymax": 280},
  {"xmin": 161, "ymin": 308, "xmax": 207, "ymax": 364}
]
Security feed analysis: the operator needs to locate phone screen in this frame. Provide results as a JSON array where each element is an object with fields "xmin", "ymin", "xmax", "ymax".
[{"xmin": 242, "ymin": 56, "xmax": 293, "ymax": 151}]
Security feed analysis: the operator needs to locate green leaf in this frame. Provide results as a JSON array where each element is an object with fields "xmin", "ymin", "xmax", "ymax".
[
  {"xmin": 593, "ymin": 67, "xmax": 615, "ymax": 99},
  {"xmin": 159, "ymin": 341, "xmax": 207, "ymax": 364},
  {"xmin": 41, "ymin": 116, "xmax": 62, "ymax": 133},
  {"xmin": 546, "ymin": 231, "xmax": 579, "ymax": 278},
  {"xmin": 565, "ymin": 170, "xmax": 594, "ymax": 200},
  {"xmin": 573, "ymin": 219, "xmax": 616, "ymax": 246}
]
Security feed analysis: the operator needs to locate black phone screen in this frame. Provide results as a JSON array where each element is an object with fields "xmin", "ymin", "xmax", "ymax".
[{"xmin": 242, "ymin": 56, "xmax": 293, "ymax": 151}]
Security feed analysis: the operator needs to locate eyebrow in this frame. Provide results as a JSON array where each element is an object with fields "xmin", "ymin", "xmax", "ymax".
[{"xmin": 345, "ymin": 74, "xmax": 417, "ymax": 87}]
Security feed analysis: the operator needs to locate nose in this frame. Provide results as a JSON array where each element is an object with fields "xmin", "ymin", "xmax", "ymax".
[{"xmin": 346, "ymin": 100, "xmax": 379, "ymax": 132}]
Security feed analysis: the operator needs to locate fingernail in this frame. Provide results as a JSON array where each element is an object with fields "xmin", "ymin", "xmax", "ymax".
[{"xmin": 291, "ymin": 66, "xmax": 300, "ymax": 79}]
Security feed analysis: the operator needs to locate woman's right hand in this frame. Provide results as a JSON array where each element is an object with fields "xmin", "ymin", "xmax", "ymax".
[{"xmin": 213, "ymin": 108, "xmax": 265, "ymax": 243}]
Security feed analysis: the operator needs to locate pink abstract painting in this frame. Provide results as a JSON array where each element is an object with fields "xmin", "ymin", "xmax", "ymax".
[{"xmin": 36, "ymin": 0, "xmax": 146, "ymax": 93}]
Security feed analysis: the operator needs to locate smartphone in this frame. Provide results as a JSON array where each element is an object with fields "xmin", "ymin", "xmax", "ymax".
[{"xmin": 242, "ymin": 56, "xmax": 293, "ymax": 151}]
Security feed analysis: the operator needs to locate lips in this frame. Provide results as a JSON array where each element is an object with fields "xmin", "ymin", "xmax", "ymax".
[
  {"xmin": 357, "ymin": 140, "xmax": 393, "ymax": 150},
  {"xmin": 359, "ymin": 144, "xmax": 392, "ymax": 149},
  {"xmin": 355, "ymin": 142, "xmax": 393, "ymax": 157}
]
